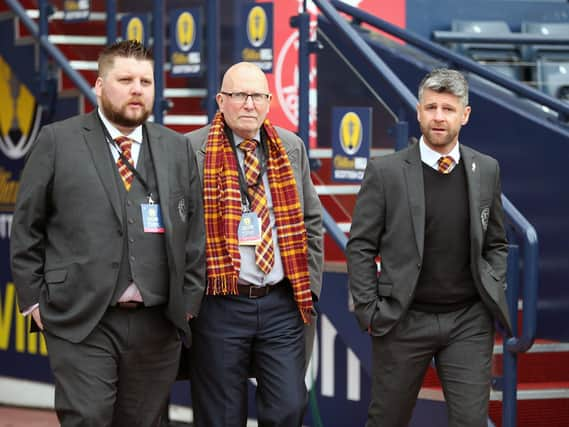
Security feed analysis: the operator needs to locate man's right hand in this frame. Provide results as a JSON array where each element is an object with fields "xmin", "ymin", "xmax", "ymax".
[{"xmin": 31, "ymin": 307, "xmax": 44, "ymax": 330}]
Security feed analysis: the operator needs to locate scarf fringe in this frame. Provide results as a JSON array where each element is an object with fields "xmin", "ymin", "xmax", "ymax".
[
  {"xmin": 206, "ymin": 276, "xmax": 239, "ymax": 296},
  {"xmin": 300, "ymin": 307, "xmax": 312, "ymax": 324}
]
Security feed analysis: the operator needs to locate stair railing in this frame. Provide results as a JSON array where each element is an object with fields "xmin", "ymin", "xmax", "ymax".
[
  {"xmin": 303, "ymin": 1, "xmax": 540, "ymax": 426},
  {"xmin": 6, "ymin": 0, "xmax": 96, "ymax": 106},
  {"xmin": 328, "ymin": 0, "xmax": 569, "ymax": 122},
  {"xmin": 500, "ymin": 195, "xmax": 539, "ymax": 427},
  {"xmin": 6, "ymin": 0, "xmax": 175, "ymax": 124}
]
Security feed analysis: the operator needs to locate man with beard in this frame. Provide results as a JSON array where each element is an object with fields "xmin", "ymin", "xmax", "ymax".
[
  {"xmin": 347, "ymin": 68, "xmax": 511, "ymax": 427},
  {"xmin": 10, "ymin": 40, "xmax": 205, "ymax": 426}
]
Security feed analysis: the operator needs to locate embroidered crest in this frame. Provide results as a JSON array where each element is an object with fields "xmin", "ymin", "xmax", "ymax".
[
  {"xmin": 481, "ymin": 207, "xmax": 490, "ymax": 232},
  {"xmin": 177, "ymin": 198, "xmax": 187, "ymax": 222}
]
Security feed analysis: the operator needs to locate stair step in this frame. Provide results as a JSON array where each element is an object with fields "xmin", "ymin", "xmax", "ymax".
[
  {"xmin": 489, "ymin": 397, "xmax": 569, "ymax": 427},
  {"xmin": 493, "ymin": 341, "xmax": 569, "ymax": 383}
]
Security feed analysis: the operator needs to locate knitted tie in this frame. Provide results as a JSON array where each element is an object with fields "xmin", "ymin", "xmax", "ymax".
[
  {"xmin": 239, "ymin": 139, "xmax": 274, "ymax": 274},
  {"xmin": 115, "ymin": 136, "xmax": 135, "ymax": 191},
  {"xmin": 437, "ymin": 155, "xmax": 454, "ymax": 174}
]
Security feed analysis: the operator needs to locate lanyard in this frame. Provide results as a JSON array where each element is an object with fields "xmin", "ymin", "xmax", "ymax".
[
  {"xmin": 98, "ymin": 115, "xmax": 155, "ymax": 203},
  {"xmin": 227, "ymin": 127, "xmax": 268, "ymax": 210}
]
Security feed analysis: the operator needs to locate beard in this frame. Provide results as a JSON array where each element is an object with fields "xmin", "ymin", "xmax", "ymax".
[
  {"xmin": 100, "ymin": 95, "xmax": 151, "ymax": 129},
  {"xmin": 420, "ymin": 122, "xmax": 459, "ymax": 149}
]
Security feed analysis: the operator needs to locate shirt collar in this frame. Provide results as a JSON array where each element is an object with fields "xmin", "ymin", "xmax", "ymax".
[
  {"xmin": 233, "ymin": 131, "xmax": 261, "ymax": 147},
  {"xmin": 419, "ymin": 136, "xmax": 461, "ymax": 169},
  {"xmin": 97, "ymin": 108, "xmax": 143, "ymax": 144}
]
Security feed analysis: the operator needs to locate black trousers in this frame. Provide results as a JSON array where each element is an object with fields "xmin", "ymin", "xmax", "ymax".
[
  {"xmin": 189, "ymin": 285, "xmax": 307, "ymax": 427},
  {"xmin": 367, "ymin": 301, "xmax": 495, "ymax": 427},
  {"xmin": 44, "ymin": 305, "xmax": 181, "ymax": 427}
]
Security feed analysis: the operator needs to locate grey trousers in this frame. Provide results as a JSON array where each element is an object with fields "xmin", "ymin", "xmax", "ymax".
[
  {"xmin": 44, "ymin": 305, "xmax": 180, "ymax": 427},
  {"xmin": 367, "ymin": 301, "xmax": 495, "ymax": 427}
]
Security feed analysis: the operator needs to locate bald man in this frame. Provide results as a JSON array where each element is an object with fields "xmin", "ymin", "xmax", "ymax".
[{"xmin": 185, "ymin": 62, "xmax": 323, "ymax": 426}]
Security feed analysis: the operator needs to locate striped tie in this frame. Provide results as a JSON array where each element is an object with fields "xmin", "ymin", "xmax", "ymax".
[
  {"xmin": 115, "ymin": 136, "xmax": 135, "ymax": 191},
  {"xmin": 437, "ymin": 155, "xmax": 454, "ymax": 174},
  {"xmin": 239, "ymin": 139, "xmax": 274, "ymax": 274}
]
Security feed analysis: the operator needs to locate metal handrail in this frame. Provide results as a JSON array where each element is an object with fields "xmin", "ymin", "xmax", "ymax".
[
  {"xmin": 329, "ymin": 0, "xmax": 569, "ymax": 121},
  {"xmin": 6, "ymin": 0, "xmax": 97, "ymax": 106},
  {"xmin": 502, "ymin": 195, "xmax": 539, "ymax": 353},
  {"xmin": 312, "ymin": 0, "xmax": 417, "ymax": 113}
]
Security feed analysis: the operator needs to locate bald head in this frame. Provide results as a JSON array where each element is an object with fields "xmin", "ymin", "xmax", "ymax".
[
  {"xmin": 221, "ymin": 62, "xmax": 269, "ymax": 94},
  {"xmin": 217, "ymin": 62, "xmax": 272, "ymax": 139}
]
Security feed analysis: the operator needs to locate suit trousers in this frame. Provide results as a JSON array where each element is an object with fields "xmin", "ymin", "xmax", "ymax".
[
  {"xmin": 44, "ymin": 305, "xmax": 181, "ymax": 427},
  {"xmin": 189, "ymin": 285, "xmax": 307, "ymax": 427},
  {"xmin": 367, "ymin": 301, "xmax": 494, "ymax": 427}
]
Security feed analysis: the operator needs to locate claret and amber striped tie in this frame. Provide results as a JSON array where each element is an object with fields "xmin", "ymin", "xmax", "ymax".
[
  {"xmin": 115, "ymin": 136, "xmax": 135, "ymax": 190},
  {"xmin": 239, "ymin": 139, "xmax": 274, "ymax": 274},
  {"xmin": 437, "ymin": 155, "xmax": 455, "ymax": 174}
]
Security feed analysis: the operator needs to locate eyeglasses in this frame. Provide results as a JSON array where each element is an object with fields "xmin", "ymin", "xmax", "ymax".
[{"xmin": 220, "ymin": 91, "xmax": 270, "ymax": 104}]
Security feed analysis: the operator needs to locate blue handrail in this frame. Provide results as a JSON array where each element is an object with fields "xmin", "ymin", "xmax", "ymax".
[
  {"xmin": 502, "ymin": 195, "xmax": 539, "ymax": 353},
  {"xmin": 6, "ymin": 0, "xmax": 97, "ymax": 106},
  {"xmin": 329, "ymin": 0, "xmax": 569, "ymax": 121},
  {"xmin": 313, "ymin": 0, "xmax": 417, "ymax": 113}
]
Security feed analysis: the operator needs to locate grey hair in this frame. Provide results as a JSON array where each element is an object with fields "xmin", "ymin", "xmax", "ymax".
[{"xmin": 418, "ymin": 68, "xmax": 469, "ymax": 106}]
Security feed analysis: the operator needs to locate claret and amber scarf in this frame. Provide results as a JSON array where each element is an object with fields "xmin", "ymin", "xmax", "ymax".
[{"xmin": 202, "ymin": 112, "xmax": 313, "ymax": 323}]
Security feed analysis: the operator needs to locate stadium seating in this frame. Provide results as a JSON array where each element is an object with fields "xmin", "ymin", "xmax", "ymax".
[{"xmin": 450, "ymin": 20, "xmax": 522, "ymax": 80}]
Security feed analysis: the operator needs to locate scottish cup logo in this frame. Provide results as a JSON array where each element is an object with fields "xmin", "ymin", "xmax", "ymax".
[
  {"xmin": 247, "ymin": 6, "xmax": 268, "ymax": 48},
  {"xmin": 339, "ymin": 112, "xmax": 363, "ymax": 155},
  {"xmin": 0, "ymin": 57, "xmax": 42, "ymax": 160},
  {"xmin": 176, "ymin": 11, "xmax": 196, "ymax": 52},
  {"xmin": 126, "ymin": 16, "xmax": 144, "ymax": 44}
]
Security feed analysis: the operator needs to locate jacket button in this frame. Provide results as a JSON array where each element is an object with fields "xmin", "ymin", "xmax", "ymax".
[
  {"xmin": 417, "ymin": 263, "xmax": 421, "ymax": 269},
  {"xmin": 117, "ymin": 229, "xmax": 123, "ymax": 236},
  {"xmin": 128, "ymin": 218, "xmax": 135, "ymax": 224},
  {"xmin": 112, "ymin": 262, "xmax": 119, "ymax": 268}
]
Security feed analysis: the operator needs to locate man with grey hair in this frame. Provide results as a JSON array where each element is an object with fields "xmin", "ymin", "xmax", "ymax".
[{"xmin": 347, "ymin": 68, "xmax": 511, "ymax": 426}]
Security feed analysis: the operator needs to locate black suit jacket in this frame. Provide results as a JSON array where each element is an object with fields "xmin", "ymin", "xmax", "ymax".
[
  {"xmin": 10, "ymin": 111, "xmax": 205, "ymax": 344},
  {"xmin": 347, "ymin": 142, "xmax": 512, "ymax": 336}
]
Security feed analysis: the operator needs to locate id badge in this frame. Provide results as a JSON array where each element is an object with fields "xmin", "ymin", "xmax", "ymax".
[
  {"xmin": 141, "ymin": 203, "xmax": 165, "ymax": 233},
  {"xmin": 238, "ymin": 211, "xmax": 262, "ymax": 245}
]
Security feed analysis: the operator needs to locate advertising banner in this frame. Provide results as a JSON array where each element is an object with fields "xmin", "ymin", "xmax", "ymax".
[
  {"xmin": 169, "ymin": 8, "xmax": 203, "ymax": 77},
  {"xmin": 63, "ymin": 0, "xmax": 90, "ymax": 22},
  {"xmin": 236, "ymin": 2, "xmax": 274, "ymax": 72},
  {"xmin": 331, "ymin": 107, "xmax": 372, "ymax": 182}
]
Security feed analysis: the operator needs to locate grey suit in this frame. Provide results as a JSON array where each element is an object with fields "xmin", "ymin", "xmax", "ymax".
[
  {"xmin": 10, "ymin": 111, "xmax": 205, "ymax": 425},
  {"xmin": 347, "ymin": 142, "xmax": 511, "ymax": 426},
  {"xmin": 186, "ymin": 125, "xmax": 323, "ymax": 426}
]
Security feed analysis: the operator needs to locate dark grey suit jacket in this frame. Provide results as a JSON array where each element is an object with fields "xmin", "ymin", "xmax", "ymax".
[
  {"xmin": 10, "ymin": 111, "xmax": 206, "ymax": 344},
  {"xmin": 186, "ymin": 125, "xmax": 323, "ymax": 300},
  {"xmin": 347, "ymin": 142, "xmax": 512, "ymax": 336}
]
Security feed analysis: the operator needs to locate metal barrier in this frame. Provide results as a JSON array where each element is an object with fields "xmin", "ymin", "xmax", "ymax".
[
  {"xmin": 6, "ymin": 0, "xmax": 96, "ymax": 107},
  {"xmin": 4, "ymin": 0, "xmax": 201, "ymax": 125}
]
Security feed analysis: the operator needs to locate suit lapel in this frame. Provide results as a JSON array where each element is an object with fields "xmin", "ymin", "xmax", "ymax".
[
  {"xmin": 461, "ymin": 146, "xmax": 482, "ymax": 250},
  {"xmin": 82, "ymin": 111, "xmax": 123, "ymax": 225},
  {"xmin": 145, "ymin": 124, "xmax": 172, "ymax": 231},
  {"xmin": 196, "ymin": 140, "xmax": 206, "ymax": 180},
  {"xmin": 403, "ymin": 144, "xmax": 425, "ymax": 257},
  {"xmin": 146, "ymin": 124, "xmax": 178, "ymax": 277}
]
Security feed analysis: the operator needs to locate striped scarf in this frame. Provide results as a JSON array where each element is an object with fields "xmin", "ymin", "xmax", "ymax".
[{"xmin": 203, "ymin": 112, "xmax": 313, "ymax": 323}]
